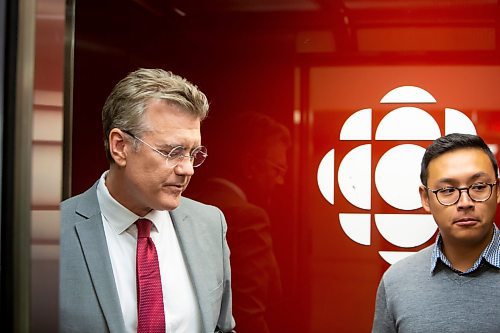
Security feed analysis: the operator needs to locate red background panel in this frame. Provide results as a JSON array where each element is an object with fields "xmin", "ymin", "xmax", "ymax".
[{"xmin": 71, "ymin": 1, "xmax": 500, "ymax": 331}]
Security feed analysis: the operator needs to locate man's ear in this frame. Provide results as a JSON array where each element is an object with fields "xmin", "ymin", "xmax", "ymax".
[
  {"xmin": 109, "ymin": 129, "xmax": 128, "ymax": 167},
  {"xmin": 496, "ymin": 178, "xmax": 500, "ymax": 205},
  {"xmin": 419, "ymin": 185, "xmax": 431, "ymax": 213}
]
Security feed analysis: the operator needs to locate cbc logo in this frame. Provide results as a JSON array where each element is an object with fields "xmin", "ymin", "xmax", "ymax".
[{"xmin": 317, "ymin": 86, "xmax": 477, "ymax": 264}]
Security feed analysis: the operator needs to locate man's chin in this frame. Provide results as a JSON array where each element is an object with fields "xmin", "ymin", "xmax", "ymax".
[{"xmin": 157, "ymin": 196, "xmax": 181, "ymax": 211}]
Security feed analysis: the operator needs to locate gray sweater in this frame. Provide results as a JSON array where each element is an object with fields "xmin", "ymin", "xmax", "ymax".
[{"xmin": 372, "ymin": 246, "xmax": 500, "ymax": 333}]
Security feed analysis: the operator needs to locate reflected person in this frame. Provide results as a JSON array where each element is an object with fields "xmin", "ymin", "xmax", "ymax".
[
  {"xmin": 194, "ymin": 112, "xmax": 290, "ymax": 333},
  {"xmin": 60, "ymin": 68, "xmax": 235, "ymax": 333}
]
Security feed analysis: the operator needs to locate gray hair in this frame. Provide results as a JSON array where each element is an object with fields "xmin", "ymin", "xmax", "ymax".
[{"xmin": 102, "ymin": 68, "xmax": 209, "ymax": 162}]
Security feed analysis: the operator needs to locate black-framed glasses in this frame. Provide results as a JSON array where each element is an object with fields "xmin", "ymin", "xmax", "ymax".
[
  {"xmin": 122, "ymin": 130, "xmax": 208, "ymax": 168},
  {"xmin": 426, "ymin": 182, "xmax": 497, "ymax": 206}
]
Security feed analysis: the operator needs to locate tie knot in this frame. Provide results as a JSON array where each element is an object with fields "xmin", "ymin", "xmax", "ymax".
[{"xmin": 136, "ymin": 219, "xmax": 152, "ymax": 238}]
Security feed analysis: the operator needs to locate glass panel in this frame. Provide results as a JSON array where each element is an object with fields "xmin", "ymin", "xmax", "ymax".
[
  {"xmin": 71, "ymin": 1, "xmax": 500, "ymax": 331},
  {"xmin": 31, "ymin": 0, "xmax": 65, "ymax": 330}
]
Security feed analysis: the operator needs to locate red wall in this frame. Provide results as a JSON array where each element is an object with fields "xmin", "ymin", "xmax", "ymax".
[{"xmin": 72, "ymin": 1, "xmax": 500, "ymax": 331}]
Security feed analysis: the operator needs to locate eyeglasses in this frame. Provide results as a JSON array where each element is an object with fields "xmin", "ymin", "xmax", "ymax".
[
  {"xmin": 264, "ymin": 159, "xmax": 288, "ymax": 178},
  {"xmin": 426, "ymin": 182, "xmax": 497, "ymax": 206},
  {"xmin": 123, "ymin": 130, "xmax": 208, "ymax": 168}
]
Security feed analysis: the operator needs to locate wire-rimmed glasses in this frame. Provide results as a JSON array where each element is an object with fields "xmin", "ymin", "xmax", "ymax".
[
  {"xmin": 426, "ymin": 182, "xmax": 497, "ymax": 206},
  {"xmin": 122, "ymin": 130, "xmax": 208, "ymax": 168}
]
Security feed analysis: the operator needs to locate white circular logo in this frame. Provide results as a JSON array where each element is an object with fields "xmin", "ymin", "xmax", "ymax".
[{"xmin": 316, "ymin": 86, "xmax": 477, "ymax": 264}]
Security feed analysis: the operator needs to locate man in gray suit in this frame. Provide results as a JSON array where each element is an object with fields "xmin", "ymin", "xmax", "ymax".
[{"xmin": 60, "ymin": 68, "xmax": 235, "ymax": 333}]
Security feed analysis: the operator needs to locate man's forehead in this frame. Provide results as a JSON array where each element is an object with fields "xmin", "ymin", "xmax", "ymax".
[{"xmin": 427, "ymin": 148, "xmax": 495, "ymax": 179}]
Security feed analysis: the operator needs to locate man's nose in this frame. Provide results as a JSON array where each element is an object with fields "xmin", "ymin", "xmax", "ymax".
[
  {"xmin": 457, "ymin": 189, "xmax": 474, "ymax": 208},
  {"xmin": 174, "ymin": 157, "xmax": 195, "ymax": 176}
]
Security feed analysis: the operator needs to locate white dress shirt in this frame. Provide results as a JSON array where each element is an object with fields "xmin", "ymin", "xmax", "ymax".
[{"xmin": 96, "ymin": 172, "xmax": 201, "ymax": 333}]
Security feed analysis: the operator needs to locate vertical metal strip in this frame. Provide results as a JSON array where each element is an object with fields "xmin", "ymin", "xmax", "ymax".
[
  {"xmin": 62, "ymin": 0, "xmax": 75, "ymax": 200},
  {"xmin": 13, "ymin": 0, "xmax": 35, "ymax": 331}
]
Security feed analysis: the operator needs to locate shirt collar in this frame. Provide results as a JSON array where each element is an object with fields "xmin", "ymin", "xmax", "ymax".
[
  {"xmin": 96, "ymin": 171, "xmax": 169, "ymax": 235},
  {"xmin": 430, "ymin": 224, "xmax": 500, "ymax": 274}
]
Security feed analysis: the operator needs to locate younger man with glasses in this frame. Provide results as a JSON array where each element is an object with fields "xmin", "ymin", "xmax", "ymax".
[
  {"xmin": 60, "ymin": 69, "xmax": 235, "ymax": 333},
  {"xmin": 372, "ymin": 133, "xmax": 500, "ymax": 333}
]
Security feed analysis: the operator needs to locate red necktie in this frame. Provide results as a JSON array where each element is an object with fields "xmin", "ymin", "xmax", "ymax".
[{"xmin": 136, "ymin": 219, "xmax": 165, "ymax": 333}]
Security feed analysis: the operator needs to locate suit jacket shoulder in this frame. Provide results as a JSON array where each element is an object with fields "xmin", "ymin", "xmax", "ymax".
[{"xmin": 59, "ymin": 182, "xmax": 126, "ymax": 333}]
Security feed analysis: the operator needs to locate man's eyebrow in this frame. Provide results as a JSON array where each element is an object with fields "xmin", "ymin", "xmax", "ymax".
[
  {"xmin": 156, "ymin": 142, "xmax": 203, "ymax": 153},
  {"xmin": 157, "ymin": 143, "xmax": 177, "ymax": 149},
  {"xmin": 434, "ymin": 178, "xmax": 458, "ymax": 186},
  {"xmin": 156, "ymin": 143, "xmax": 184, "ymax": 150},
  {"xmin": 469, "ymin": 172, "xmax": 493, "ymax": 181}
]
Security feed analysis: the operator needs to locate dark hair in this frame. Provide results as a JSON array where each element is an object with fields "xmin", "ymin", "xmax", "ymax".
[
  {"xmin": 225, "ymin": 112, "xmax": 291, "ymax": 154},
  {"xmin": 420, "ymin": 133, "xmax": 499, "ymax": 186}
]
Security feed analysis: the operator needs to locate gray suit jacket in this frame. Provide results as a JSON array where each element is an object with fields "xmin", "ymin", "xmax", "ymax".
[{"xmin": 60, "ymin": 182, "xmax": 235, "ymax": 333}]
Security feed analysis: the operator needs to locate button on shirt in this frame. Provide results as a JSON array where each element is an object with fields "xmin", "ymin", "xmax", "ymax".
[
  {"xmin": 430, "ymin": 224, "xmax": 500, "ymax": 274},
  {"xmin": 96, "ymin": 172, "xmax": 201, "ymax": 333}
]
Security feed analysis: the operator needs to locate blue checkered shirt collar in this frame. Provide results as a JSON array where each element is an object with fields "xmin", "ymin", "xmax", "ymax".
[{"xmin": 430, "ymin": 224, "xmax": 500, "ymax": 274}]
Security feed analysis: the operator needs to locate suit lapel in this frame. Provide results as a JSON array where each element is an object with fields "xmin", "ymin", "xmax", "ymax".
[
  {"xmin": 74, "ymin": 186, "xmax": 126, "ymax": 333},
  {"xmin": 170, "ymin": 203, "xmax": 213, "ymax": 332}
]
